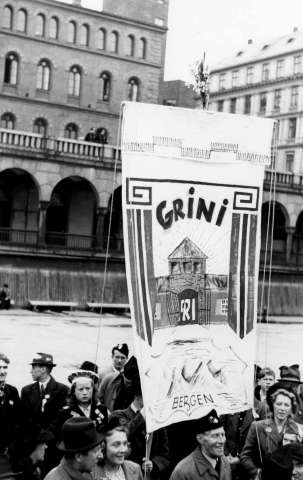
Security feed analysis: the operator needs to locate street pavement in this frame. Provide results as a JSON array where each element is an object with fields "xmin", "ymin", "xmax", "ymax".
[{"xmin": 0, "ymin": 309, "xmax": 302, "ymax": 389}]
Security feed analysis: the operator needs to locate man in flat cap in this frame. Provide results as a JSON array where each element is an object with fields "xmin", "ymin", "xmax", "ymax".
[
  {"xmin": 98, "ymin": 344, "xmax": 130, "ymax": 412},
  {"xmin": 169, "ymin": 409, "xmax": 231, "ymax": 480},
  {"xmin": 21, "ymin": 353, "xmax": 68, "ymax": 430},
  {"xmin": 0, "ymin": 353, "xmax": 22, "ymax": 454},
  {"xmin": 44, "ymin": 417, "xmax": 103, "ymax": 480}
]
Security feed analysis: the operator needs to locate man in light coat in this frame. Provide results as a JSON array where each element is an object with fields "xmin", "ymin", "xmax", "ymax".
[{"xmin": 169, "ymin": 409, "xmax": 232, "ymax": 480}]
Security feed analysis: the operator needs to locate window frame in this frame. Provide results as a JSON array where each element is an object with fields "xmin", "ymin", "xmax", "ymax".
[
  {"xmin": 36, "ymin": 59, "xmax": 51, "ymax": 91},
  {"xmin": 68, "ymin": 65, "xmax": 81, "ymax": 97},
  {"xmin": 4, "ymin": 52, "xmax": 19, "ymax": 85}
]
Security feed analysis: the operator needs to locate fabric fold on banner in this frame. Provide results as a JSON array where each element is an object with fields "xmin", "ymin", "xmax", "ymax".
[{"xmin": 121, "ymin": 102, "xmax": 275, "ymax": 433}]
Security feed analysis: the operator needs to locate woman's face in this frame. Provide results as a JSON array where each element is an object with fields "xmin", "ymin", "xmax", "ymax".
[
  {"xmin": 74, "ymin": 377, "xmax": 93, "ymax": 405},
  {"xmin": 273, "ymin": 394, "xmax": 292, "ymax": 422},
  {"xmin": 105, "ymin": 430, "xmax": 128, "ymax": 467}
]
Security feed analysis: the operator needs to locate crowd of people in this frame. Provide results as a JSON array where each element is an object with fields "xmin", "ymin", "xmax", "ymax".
[{"xmin": 1, "ymin": 345, "xmax": 303, "ymax": 480}]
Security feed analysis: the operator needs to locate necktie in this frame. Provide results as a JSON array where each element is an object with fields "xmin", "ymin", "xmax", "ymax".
[
  {"xmin": 215, "ymin": 458, "xmax": 220, "ymax": 475},
  {"xmin": 40, "ymin": 384, "xmax": 45, "ymax": 399}
]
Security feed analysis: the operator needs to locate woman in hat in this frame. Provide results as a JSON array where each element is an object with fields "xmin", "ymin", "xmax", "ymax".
[
  {"xmin": 51, "ymin": 366, "xmax": 108, "ymax": 442},
  {"xmin": 92, "ymin": 420, "xmax": 143, "ymax": 480},
  {"xmin": 240, "ymin": 388, "xmax": 303, "ymax": 479},
  {"xmin": 9, "ymin": 427, "xmax": 53, "ymax": 480}
]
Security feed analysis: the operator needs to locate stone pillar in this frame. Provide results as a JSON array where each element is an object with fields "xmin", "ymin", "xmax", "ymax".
[
  {"xmin": 285, "ymin": 227, "xmax": 295, "ymax": 263},
  {"xmin": 95, "ymin": 207, "xmax": 108, "ymax": 249},
  {"xmin": 38, "ymin": 201, "xmax": 49, "ymax": 246}
]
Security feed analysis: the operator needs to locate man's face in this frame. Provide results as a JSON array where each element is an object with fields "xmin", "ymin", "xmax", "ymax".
[
  {"xmin": 31, "ymin": 365, "xmax": 45, "ymax": 381},
  {"xmin": 293, "ymin": 461, "xmax": 303, "ymax": 480},
  {"xmin": 112, "ymin": 351, "xmax": 128, "ymax": 371},
  {"xmin": 197, "ymin": 427, "xmax": 226, "ymax": 459},
  {"xmin": 78, "ymin": 445, "xmax": 103, "ymax": 473},
  {"xmin": 0, "ymin": 360, "xmax": 8, "ymax": 383},
  {"xmin": 259, "ymin": 374, "xmax": 275, "ymax": 393}
]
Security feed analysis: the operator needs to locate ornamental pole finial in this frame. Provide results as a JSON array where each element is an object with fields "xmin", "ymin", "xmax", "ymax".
[{"xmin": 192, "ymin": 52, "xmax": 209, "ymax": 109}]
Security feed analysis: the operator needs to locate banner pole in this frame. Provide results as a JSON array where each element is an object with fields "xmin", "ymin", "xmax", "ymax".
[{"xmin": 143, "ymin": 432, "xmax": 154, "ymax": 480}]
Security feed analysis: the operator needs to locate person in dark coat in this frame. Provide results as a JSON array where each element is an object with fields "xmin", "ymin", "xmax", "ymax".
[
  {"xmin": 84, "ymin": 128, "xmax": 96, "ymax": 142},
  {"xmin": 0, "ymin": 284, "xmax": 11, "ymax": 309},
  {"xmin": 169, "ymin": 409, "xmax": 232, "ymax": 480},
  {"xmin": 9, "ymin": 426, "xmax": 54, "ymax": 480},
  {"xmin": 0, "ymin": 353, "xmax": 22, "ymax": 454},
  {"xmin": 52, "ymin": 363, "xmax": 108, "ymax": 441},
  {"xmin": 21, "ymin": 353, "xmax": 69, "ymax": 475},
  {"xmin": 110, "ymin": 357, "xmax": 170, "ymax": 480},
  {"xmin": 21, "ymin": 353, "xmax": 68, "ymax": 430}
]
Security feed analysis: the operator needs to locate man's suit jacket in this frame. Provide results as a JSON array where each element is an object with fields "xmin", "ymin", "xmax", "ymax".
[
  {"xmin": 169, "ymin": 447, "xmax": 231, "ymax": 480},
  {"xmin": 0, "ymin": 383, "xmax": 22, "ymax": 452},
  {"xmin": 21, "ymin": 376, "xmax": 68, "ymax": 429}
]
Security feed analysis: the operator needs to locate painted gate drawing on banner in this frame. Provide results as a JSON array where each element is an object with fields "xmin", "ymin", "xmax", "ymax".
[{"xmin": 121, "ymin": 102, "xmax": 275, "ymax": 432}]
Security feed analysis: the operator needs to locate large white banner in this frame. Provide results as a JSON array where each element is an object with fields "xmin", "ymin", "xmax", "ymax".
[{"xmin": 121, "ymin": 103, "xmax": 274, "ymax": 433}]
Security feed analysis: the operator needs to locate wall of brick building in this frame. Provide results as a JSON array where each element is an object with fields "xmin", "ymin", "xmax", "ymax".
[
  {"xmin": 102, "ymin": 0, "xmax": 169, "ymax": 27},
  {"xmin": 0, "ymin": 0, "xmax": 167, "ymax": 138}
]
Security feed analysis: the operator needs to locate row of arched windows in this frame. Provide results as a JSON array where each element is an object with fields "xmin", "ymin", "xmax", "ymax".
[
  {"xmin": 3, "ymin": 5, "xmax": 148, "ymax": 59},
  {"xmin": 3, "ymin": 52, "xmax": 140, "ymax": 101},
  {"xmin": 0, "ymin": 113, "xmax": 107, "ymax": 141}
]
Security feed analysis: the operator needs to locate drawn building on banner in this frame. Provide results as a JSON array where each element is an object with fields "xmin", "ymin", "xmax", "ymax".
[{"xmin": 154, "ymin": 237, "xmax": 228, "ymax": 329}]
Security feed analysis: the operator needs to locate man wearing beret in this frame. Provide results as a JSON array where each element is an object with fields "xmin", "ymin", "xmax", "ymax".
[
  {"xmin": 169, "ymin": 409, "xmax": 231, "ymax": 480},
  {"xmin": 21, "ymin": 353, "xmax": 68, "ymax": 430},
  {"xmin": 99, "ymin": 343, "xmax": 129, "ymax": 381},
  {"xmin": 44, "ymin": 417, "xmax": 103, "ymax": 480}
]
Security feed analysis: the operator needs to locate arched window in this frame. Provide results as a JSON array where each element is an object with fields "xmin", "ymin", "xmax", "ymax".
[
  {"xmin": 3, "ymin": 5, "xmax": 13, "ymax": 29},
  {"xmin": 16, "ymin": 9, "xmax": 27, "ymax": 32},
  {"xmin": 110, "ymin": 31, "xmax": 119, "ymax": 53},
  {"xmin": 97, "ymin": 28, "xmax": 106, "ymax": 50},
  {"xmin": 36, "ymin": 59, "xmax": 51, "ymax": 91},
  {"xmin": 1, "ymin": 112, "xmax": 15, "ymax": 129},
  {"xmin": 33, "ymin": 117, "xmax": 47, "ymax": 135},
  {"xmin": 35, "ymin": 13, "xmax": 45, "ymax": 36},
  {"xmin": 67, "ymin": 21, "xmax": 76, "ymax": 43},
  {"xmin": 79, "ymin": 23, "xmax": 89, "ymax": 46},
  {"xmin": 64, "ymin": 123, "xmax": 78, "ymax": 139},
  {"xmin": 128, "ymin": 77, "xmax": 139, "ymax": 102},
  {"xmin": 49, "ymin": 16, "xmax": 59, "ymax": 39},
  {"xmin": 98, "ymin": 72, "xmax": 111, "ymax": 101},
  {"xmin": 139, "ymin": 37, "xmax": 147, "ymax": 59},
  {"xmin": 68, "ymin": 66, "xmax": 81, "ymax": 96},
  {"xmin": 4, "ymin": 53, "xmax": 18, "ymax": 85},
  {"xmin": 127, "ymin": 34, "xmax": 135, "ymax": 56}
]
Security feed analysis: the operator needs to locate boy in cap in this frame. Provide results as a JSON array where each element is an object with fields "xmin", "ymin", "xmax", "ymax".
[
  {"xmin": 98, "ymin": 345, "xmax": 130, "ymax": 412},
  {"xmin": 169, "ymin": 409, "xmax": 231, "ymax": 480},
  {"xmin": 99, "ymin": 343, "xmax": 129, "ymax": 381},
  {"xmin": 44, "ymin": 417, "xmax": 103, "ymax": 480}
]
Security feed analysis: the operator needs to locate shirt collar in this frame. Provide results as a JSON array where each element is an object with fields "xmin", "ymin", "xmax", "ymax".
[{"xmin": 201, "ymin": 450, "xmax": 217, "ymax": 469}]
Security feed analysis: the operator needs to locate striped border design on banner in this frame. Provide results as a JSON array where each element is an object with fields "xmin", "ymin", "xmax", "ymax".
[
  {"xmin": 126, "ymin": 208, "xmax": 154, "ymax": 346},
  {"xmin": 228, "ymin": 213, "xmax": 258, "ymax": 338}
]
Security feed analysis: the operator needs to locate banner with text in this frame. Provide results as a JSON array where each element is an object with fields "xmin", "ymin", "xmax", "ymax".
[{"xmin": 121, "ymin": 103, "xmax": 274, "ymax": 433}]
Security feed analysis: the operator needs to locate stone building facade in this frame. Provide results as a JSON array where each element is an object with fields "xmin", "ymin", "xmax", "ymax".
[
  {"xmin": 208, "ymin": 29, "xmax": 303, "ymax": 316},
  {"xmin": 0, "ymin": 0, "xmax": 169, "ymax": 306}
]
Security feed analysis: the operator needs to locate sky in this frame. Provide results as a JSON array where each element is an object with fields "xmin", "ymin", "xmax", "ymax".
[{"xmin": 62, "ymin": 0, "xmax": 303, "ymax": 82}]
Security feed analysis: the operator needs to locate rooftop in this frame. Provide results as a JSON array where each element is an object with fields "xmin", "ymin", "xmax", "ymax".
[{"xmin": 211, "ymin": 29, "xmax": 303, "ymax": 72}]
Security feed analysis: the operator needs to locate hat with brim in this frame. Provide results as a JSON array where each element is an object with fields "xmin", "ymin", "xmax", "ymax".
[
  {"xmin": 278, "ymin": 364, "xmax": 302, "ymax": 383},
  {"xmin": 57, "ymin": 417, "xmax": 103, "ymax": 453},
  {"xmin": 194, "ymin": 409, "xmax": 223, "ymax": 434},
  {"xmin": 0, "ymin": 454, "xmax": 22, "ymax": 479},
  {"xmin": 30, "ymin": 352, "xmax": 56, "ymax": 367}
]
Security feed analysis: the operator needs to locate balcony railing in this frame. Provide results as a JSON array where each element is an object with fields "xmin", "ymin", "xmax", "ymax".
[
  {"xmin": 0, "ymin": 228, "xmax": 38, "ymax": 246},
  {"xmin": 0, "ymin": 128, "xmax": 121, "ymax": 162},
  {"xmin": 264, "ymin": 169, "xmax": 303, "ymax": 188},
  {"xmin": 45, "ymin": 231, "xmax": 97, "ymax": 250}
]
